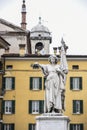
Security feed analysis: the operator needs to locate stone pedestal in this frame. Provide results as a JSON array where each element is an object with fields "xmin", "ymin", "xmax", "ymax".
[{"xmin": 36, "ymin": 113, "xmax": 70, "ymax": 130}]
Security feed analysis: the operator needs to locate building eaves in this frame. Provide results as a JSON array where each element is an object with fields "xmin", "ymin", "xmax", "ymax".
[{"xmin": 0, "ymin": 18, "xmax": 26, "ymax": 32}]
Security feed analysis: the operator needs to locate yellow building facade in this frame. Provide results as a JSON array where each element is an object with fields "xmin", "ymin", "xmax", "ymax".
[{"xmin": 0, "ymin": 54, "xmax": 87, "ymax": 130}]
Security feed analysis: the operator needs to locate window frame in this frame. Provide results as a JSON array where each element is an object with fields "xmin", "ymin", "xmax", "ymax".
[
  {"xmin": 6, "ymin": 65, "xmax": 13, "ymax": 70},
  {"xmin": 72, "ymin": 65, "xmax": 79, "ymax": 70},
  {"xmin": 73, "ymin": 100, "xmax": 83, "ymax": 114},
  {"xmin": 30, "ymin": 77, "xmax": 42, "ymax": 90},
  {"xmin": 70, "ymin": 124, "xmax": 83, "ymax": 130},
  {"xmin": 2, "ymin": 124, "xmax": 14, "ymax": 130},
  {"xmin": 2, "ymin": 77, "xmax": 15, "ymax": 90},
  {"xmin": 32, "ymin": 101, "xmax": 39, "ymax": 114},
  {"xmin": 5, "ymin": 101, "xmax": 12, "ymax": 114},
  {"xmin": 29, "ymin": 124, "xmax": 36, "ymax": 130},
  {"xmin": 29, "ymin": 100, "xmax": 44, "ymax": 114},
  {"xmin": 2, "ymin": 100, "xmax": 15, "ymax": 114},
  {"xmin": 70, "ymin": 77, "xmax": 82, "ymax": 90}
]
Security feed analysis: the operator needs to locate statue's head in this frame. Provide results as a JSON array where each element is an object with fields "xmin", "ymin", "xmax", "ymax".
[{"xmin": 48, "ymin": 55, "xmax": 58, "ymax": 64}]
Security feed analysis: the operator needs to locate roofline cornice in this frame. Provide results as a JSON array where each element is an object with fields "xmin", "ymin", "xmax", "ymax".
[{"xmin": 2, "ymin": 54, "xmax": 87, "ymax": 61}]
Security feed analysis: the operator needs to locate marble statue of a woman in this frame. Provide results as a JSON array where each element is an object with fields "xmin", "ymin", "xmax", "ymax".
[{"xmin": 32, "ymin": 38, "xmax": 68, "ymax": 113}]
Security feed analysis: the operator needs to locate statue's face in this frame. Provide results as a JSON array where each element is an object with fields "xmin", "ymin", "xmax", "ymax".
[{"xmin": 50, "ymin": 57, "xmax": 55, "ymax": 64}]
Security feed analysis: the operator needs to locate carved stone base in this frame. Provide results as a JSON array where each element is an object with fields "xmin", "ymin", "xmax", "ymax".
[{"xmin": 36, "ymin": 113, "xmax": 70, "ymax": 130}]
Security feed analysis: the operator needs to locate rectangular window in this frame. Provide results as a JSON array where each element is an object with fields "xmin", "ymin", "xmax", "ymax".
[
  {"xmin": 70, "ymin": 77, "xmax": 82, "ymax": 90},
  {"xmin": 32, "ymin": 101, "xmax": 39, "ymax": 114},
  {"xmin": 2, "ymin": 77, "xmax": 15, "ymax": 90},
  {"xmin": 5, "ymin": 101, "xmax": 12, "ymax": 114},
  {"xmin": 73, "ymin": 100, "xmax": 83, "ymax": 114},
  {"xmin": 33, "ymin": 78, "xmax": 39, "ymax": 89},
  {"xmin": 29, "ymin": 100, "xmax": 44, "ymax": 114},
  {"xmin": 70, "ymin": 124, "xmax": 83, "ymax": 130},
  {"xmin": 72, "ymin": 65, "xmax": 79, "ymax": 69},
  {"xmin": 30, "ymin": 77, "xmax": 42, "ymax": 90},
  {"xmin": 6, "ymin": 65, "xmax": 13, "ymax": 69},
  {"xmin": 2, "ymin": 100, "xmax": 15, "ymax": 114},
  {"xmin": 2, "ymin": 124, "xmax": 14, "ymax": 130},
  {"xmin": 29, "ymin": 124, "xmax": 36, "ymax": 130}
]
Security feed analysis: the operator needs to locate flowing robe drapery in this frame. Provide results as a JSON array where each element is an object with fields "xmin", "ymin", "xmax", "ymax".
[{"xmin": 40, "ymin": 64, "xmax": 65, "ymax": 112}]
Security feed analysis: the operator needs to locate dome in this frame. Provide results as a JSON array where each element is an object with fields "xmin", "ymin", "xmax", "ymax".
[
  {"xmin": 31, "ymin": 23, "xmax": 50, "ymax": 33},
  {"xmin": 30, "ymin": 17, "xmax": 51, "ymax": 38}
]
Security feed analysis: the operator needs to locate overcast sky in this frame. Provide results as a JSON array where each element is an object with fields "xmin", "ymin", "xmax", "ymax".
[{"xmin": 0, "ymin": 0, "xmax": 87, "ymax": 55}]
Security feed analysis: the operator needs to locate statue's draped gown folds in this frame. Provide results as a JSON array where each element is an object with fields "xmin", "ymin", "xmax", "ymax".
[{"xmin": 40, "ymin": 63, "xmax": 65, "ymax": 112}]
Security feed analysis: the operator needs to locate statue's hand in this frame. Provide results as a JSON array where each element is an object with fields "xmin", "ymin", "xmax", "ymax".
[{"xmin": 31, "ymin": 62, "xmax": 39, "ymax": 69}]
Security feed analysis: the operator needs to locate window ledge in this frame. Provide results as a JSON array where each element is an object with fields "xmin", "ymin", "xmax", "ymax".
[
  {"xmin": 4, "ymin": 113, "xmax": 12, "ymax": 115},
  {"xmin": 71, "ymin": 89, "xmax": 81, "ymax": 91},
  {"xmin": 5, "ymin": 89, "xmax": 14, "ymax": 91},
  {"xmin": 32, "ymin": 112, "xmax": 39, "ymax": 114},
  {"xmin": 72, "ymin": 113, "xmax": 81, "ymax": 115},
  {"xmin": 31, "ymin": 89, "xmax": 41, "ymax": 91}
]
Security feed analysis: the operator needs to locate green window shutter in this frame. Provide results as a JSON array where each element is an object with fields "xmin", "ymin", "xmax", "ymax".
[
  {"xmin": 39, "ymin": 100, "xmax": 44, "ymax": 113},
  {"xmin": 1, "ymin": 124, "xmax": 4, "ymax": 130},
  {"xmin": 29, "ymin": 124, "xmax": 32, "ymax": 130},
  {"xmin": 29, "ymin": 100, "xmax": 32, "ymax": 114},
  {"xmin": 79, "ymin": 77, "xmax": 82, "ymax": 90},
  {"xmin": 11, "ymin": 124, "xmax": 14, "ymax": 130},
  {"xmin": 80, "ymin": 124, "xmax": 83, "ymax": 130},
  {"xmin": 12, "ymin": 100, "xmax": 15, "ymax": 114},
  {"xmin": 39, "ymin": 77, "xmax": 42, "ymax": 90},
  {"xmin": 12, "ymin": 77, "xmax": 15, "ymax": 90},
  {"xmin": 70, "ymin": 77, "xmax": 73, "ymax": 90},
  {"xmin": 73, "ymin": 100, "xmax": 76, "ymax": 113},
  {"xmin": 70, "ymin": 124, "xmax": 73, "ymax": 130},
  {"xmin": 30, "ymin": 77, "xmax": 33, "ymax": 90},
  {"xmin": 2, "ymin": 100, "xmax": 5, "ymax": 114},
  {"xmin": 2, "ymin": 77, "xmax": 5, "ymax": 90},
  {"xmin": 80, "ymin": 100, "xmax": 83, "ymax": 113},
  {"xmin": 44, "ymin": 77, "xmax": 46, "ymax": 89}
]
